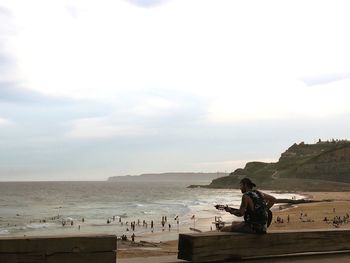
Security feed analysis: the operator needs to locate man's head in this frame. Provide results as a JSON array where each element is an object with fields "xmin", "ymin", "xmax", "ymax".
[{"xmin": 239, "ymin": 178, "xmax": 256, "ymax": 193}]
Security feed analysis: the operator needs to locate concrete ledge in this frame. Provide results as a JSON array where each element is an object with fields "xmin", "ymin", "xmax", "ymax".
[
  {"xmin": 0, "ymin": 234, "xmax": 117, "ymax": 263},
  {"xmin": 178, "ymin": 229, "xmax": 350, "ymax": 262}
]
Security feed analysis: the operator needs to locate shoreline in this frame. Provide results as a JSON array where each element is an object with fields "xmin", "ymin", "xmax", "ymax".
[{"xmin": 117, "ymin": 191, "xmax": 350, "ymax": 260}]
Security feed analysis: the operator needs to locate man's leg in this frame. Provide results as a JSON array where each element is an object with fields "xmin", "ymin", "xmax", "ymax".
[
  {"xmin": 220, "ymin": 222, "xmax": 240, "ymax": 232},
  {"xmin": 221, "ymin": 222, "xmax": 255, "ymax": 233}
]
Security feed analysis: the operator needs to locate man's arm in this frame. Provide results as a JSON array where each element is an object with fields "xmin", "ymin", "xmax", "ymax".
[
  {"xmin": 221, "ymin": 206, "xmax": 238, "ymax": 214},
  {"xmin": 232, "ymin": 195, "xmax": 249, "ymax": 217}
]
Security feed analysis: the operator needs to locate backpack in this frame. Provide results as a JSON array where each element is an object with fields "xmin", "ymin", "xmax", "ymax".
[{"xmin": 244, "ymin": 190, "xmax": 271, "ymax": 233}]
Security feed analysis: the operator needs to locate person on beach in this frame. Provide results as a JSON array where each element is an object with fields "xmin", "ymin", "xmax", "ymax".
[{"xmin": 220, "ymin": 178, "xmax": 276, "ymax": 234}]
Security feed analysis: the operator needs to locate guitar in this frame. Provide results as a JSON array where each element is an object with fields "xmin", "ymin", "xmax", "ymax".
[{"xmin": 214, "ymin": 204, "xmax": 273, "ymax": 227}]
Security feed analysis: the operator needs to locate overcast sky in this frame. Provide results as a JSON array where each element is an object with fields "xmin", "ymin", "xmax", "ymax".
[{"xmin": 1, "ymin": 0, "xmax": 350, "ymax": 181}]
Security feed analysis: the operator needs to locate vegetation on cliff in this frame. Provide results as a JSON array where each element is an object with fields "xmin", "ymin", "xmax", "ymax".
[{"xmin": 207, "ymin": 139, "xmax": 350, "ymax": 191}]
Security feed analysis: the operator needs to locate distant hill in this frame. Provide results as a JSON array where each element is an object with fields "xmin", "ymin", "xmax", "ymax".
[
  {"xmin": 207, "ymin": 140, "xmax": 350, "ymax": 191},
  {"xmin": 108, "ymin": 172, "xmax": 228, "ymax": 183}
]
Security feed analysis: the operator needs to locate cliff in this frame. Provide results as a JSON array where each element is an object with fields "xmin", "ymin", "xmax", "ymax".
[{"xmin": 207, "ymin": 140, "xmax": 350, "ymax": 191}]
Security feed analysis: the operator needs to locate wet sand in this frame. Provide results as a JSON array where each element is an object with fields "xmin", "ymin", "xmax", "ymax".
[{"xmin": 117, "ymin": 191, "xmax": 350, "ymax": 262}]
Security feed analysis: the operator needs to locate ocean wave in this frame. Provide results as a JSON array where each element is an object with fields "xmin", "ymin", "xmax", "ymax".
[
  {"xmin": 141, "ymin": 211, "xmax": 155, "ymax": 215},
  {"xmin": 62, "ymin": 217, "xmax": 74, "ymax": 221},
  {"xmin": 192, "ymin": 201, "xmax": 206, "ymax": 205},
  {"xmin": 26, "ymin": 223, "xmax": 50, "ymax": 229},
  {"xmin": 0, "ymin": 229, "xmax": 9, "ymax": 234}
]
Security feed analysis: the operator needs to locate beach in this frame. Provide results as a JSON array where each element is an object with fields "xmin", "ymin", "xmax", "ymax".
[{"xmin": 117, "ymin": 191, "xmax": 350, "ymax": 261}]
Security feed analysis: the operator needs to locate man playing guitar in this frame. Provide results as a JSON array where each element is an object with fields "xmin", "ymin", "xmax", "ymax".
[{"xmin": 215, "ymin": 178, "xmax": 276, "ymax": 234}]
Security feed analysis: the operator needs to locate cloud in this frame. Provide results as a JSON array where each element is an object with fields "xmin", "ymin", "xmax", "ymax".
[
  {"xmin": 126, "ymin": 0, "xmax": 169, "ymax": 8},
  {"xmin": 0, "ymin": 6, "xmax": 13, "ymax": 26},
  {"xmin": 0, "ymin": 117, "xmax": 12, "ymax": 126},
  {"xmin": 0, "ymin": 7, "xmax": 16, "ymax": 82},
  {"xmin": 66, "ymin": 117, "xmax": 153, "ymax": 139},
  {"xmin": 0, "ymin": 82, "xmax": 46, "ymax": 103},
  {"xmin": 206, "ymin": 75, "xmax": 350, "ymax": 123},
  {"xmin": 2, "ymin": 0, "xmax": 350, "ymax": 180},
  {"xmin": 0, "ymin": 6, "xmax": 12, "ymax": 16},
  {"xmin": 64, "ymin": 5, "xmax": 79, "ymax": 18},
  {"xmin": 0, "ymin": 82, "xmax": 75, "ymax": 104},
  {"xmin": 117, "ymin": 88, "xmax": 207, "ymax": 121},
  {"xmin": 66, "ymin": 89, "xmax": 208, "ymax": 139},
  {"xmin": 301, "ymin": 72, "xmax": 350, "ymax": 86},
  {"xmin": 0, "ymin": 54, "xmax": 11, "ymax": 76}
]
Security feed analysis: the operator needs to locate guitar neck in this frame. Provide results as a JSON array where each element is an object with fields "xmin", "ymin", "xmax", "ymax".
[{"xmin": 215, "ymin": 205, "xmax": 239, "ymax": 212}]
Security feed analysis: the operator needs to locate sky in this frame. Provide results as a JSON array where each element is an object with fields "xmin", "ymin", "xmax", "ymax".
[{"xmin": 1, "ymin": 0, "xmax": 350, "ymax": 181}]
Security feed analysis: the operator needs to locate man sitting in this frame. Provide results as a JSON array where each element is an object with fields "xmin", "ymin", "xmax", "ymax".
[{"xmin": 220, "ymin": 178, "xmax": 276, "ymax": 234}]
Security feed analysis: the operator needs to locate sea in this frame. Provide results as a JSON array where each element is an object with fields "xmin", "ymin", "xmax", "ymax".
[{"xmin": 0, "ymin": 181, "xmax": 303, "ymax": 240}]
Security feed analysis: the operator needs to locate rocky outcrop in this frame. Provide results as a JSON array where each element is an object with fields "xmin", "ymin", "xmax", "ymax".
[{"xmin": 207, "ymin": 140, "xmax": 350, "ymax": 191}]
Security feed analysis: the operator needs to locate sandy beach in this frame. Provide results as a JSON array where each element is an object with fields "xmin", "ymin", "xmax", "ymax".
[{"xmin": 117, "ymin": 191, "xmax": 350, "ymax": 261}]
